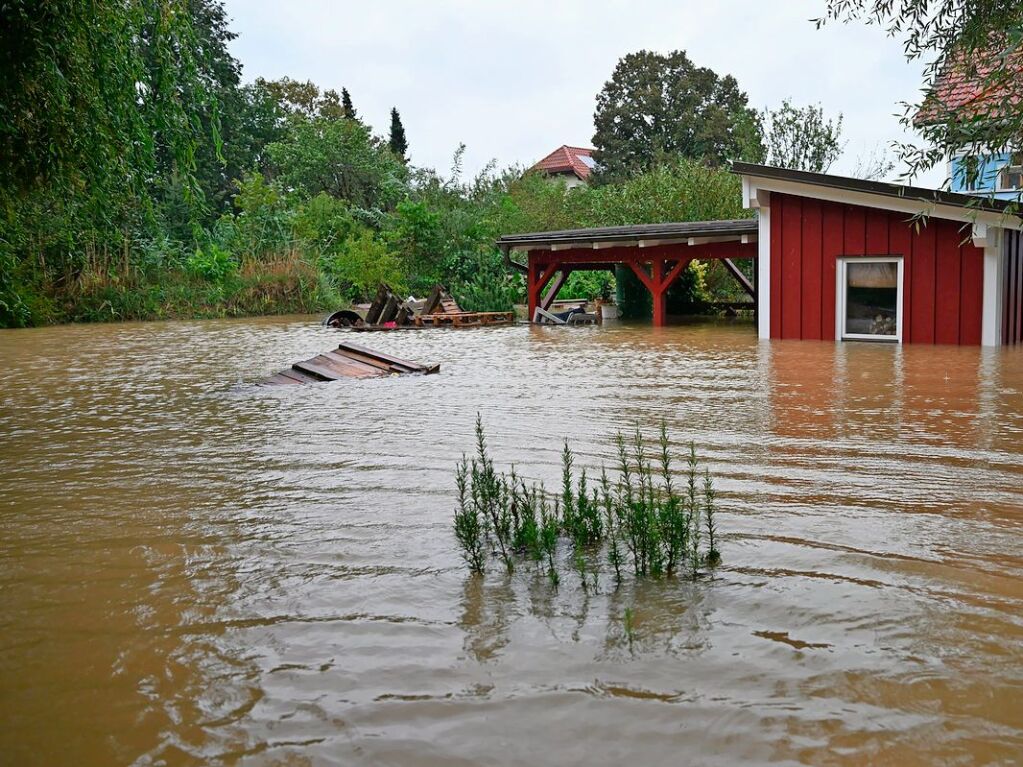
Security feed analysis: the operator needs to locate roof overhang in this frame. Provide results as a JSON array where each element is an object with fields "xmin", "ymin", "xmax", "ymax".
[
  {"xmin": 497, "ymin": 218, "xmax": 758, "ymax": 254},
  {"xmin": 733, "ymin": 162, "xmax": 1023, "ymax": 233}
]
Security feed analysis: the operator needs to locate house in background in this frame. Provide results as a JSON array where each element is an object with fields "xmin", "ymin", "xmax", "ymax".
[
  {"xmin": 530, "ymin": 145, "xmax": 595, "ymax": 188},
  {"xmin": 915, "ymin": 51, "xmax": 1023, "ymax": 200}
]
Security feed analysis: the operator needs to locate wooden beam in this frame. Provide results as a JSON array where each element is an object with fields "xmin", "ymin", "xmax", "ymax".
[
  {"xmin": 660, "ymin": 258, "xmax": 693, "ymax": 292},
  {"xmin": 627, "ymin": 261, "xmax": 656, "ymax": 294},
  {"xmin": 530, "ymin": 241, "xmax": 757, "ymax": 266},
  {"xmin": 540, "ymin": 269, "xmax": 572, "ymax": 310},
  {"xmin": 527, "ymin": 260, "xmax": 560, "ymax": 320},
  {"xmin": 721, "ymin": 258, "xmax": 756, "ymax": 300}
]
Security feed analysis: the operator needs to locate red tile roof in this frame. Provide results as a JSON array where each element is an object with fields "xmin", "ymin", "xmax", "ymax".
[
  {"xmin": 531, "ymin": 145, "xmax": 595, "ymax": 181},
  {"xmin": 915, "ymin": 47, "xmax": 1023, "ymax": 125}
]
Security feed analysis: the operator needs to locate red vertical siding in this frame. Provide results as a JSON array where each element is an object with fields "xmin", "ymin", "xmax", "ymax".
[
  {"xmin": 770, "ymin": 192, "xmax": 985, "ymax": 346},
  {"xmin": 865, "ymin": 209, "xmax": 890, "ymax": 255},
  {"xmin": 934, "ymin": 220, "xmax": 962, "ymax": 344},
  {"xmin": 820, "ymin": 202, "xmax": 843, "ymax": 341},
  {"xmin": 780, "ymin": 195, "xmax": 803, "ymax": 338},
  {"xmin": 910, "ymin": 220, "xmax": 936, "ymax": 343},
  {"xmin": 888, "ymin": 211, "xmax": 913, "ymax": 340},
  {"xmin": 959, "ymin": 242, "xmax": 983, "ymax": 345},
  {"xmin": 801, "ymin": 198, "xmax": 823, "ymax": 339},
  {"xmin": 770, "ymin": 197, "xmax": 782, "ymax": 339}
]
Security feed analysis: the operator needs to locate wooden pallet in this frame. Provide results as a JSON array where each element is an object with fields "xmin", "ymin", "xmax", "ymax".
[
  {"xmin": 262, "ymin": 341, "xmax": 439, "ymax": 385},
  {"xmin": 414, "ymin": 311, "xmax": 515, "ymax": 328}
]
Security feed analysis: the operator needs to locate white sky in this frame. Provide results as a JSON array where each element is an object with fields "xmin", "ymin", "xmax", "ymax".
[{"xmin": 224, "ymin": 0, "xmax": 945, "ymax": 187}]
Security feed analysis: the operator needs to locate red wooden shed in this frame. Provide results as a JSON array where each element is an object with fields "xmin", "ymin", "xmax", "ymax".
[{"xmin": 735, "ymin": 164, "xmax": 1023, "ymax": 347}]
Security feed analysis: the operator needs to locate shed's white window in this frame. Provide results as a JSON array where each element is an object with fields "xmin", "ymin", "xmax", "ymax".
[{"xmin": 836, "ymin": 257, "xmax": 903, "ymax": 342}]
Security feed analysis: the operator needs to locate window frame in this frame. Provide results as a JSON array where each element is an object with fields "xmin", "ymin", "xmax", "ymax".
[
  {"xmin": 997, "ymin": 152, "xmax": 1023, "ymax": 191},
  {"xmin": 835, "ymin": 256, "xmax": 904, "ymax": 343}
]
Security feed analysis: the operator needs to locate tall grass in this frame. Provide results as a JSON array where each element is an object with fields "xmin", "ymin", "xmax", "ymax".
[{"xmin": 453, "ymin": 416, "xmax": 721, "ymax": 584}]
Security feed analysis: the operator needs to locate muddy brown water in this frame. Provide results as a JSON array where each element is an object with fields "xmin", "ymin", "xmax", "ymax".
[{"xmin": 1, "ymin": 316, "xmax": 1022, "ymax": 766}]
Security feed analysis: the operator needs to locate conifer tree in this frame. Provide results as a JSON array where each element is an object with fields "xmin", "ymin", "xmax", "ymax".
[
  {"xmin": 388, "ymin": 107, "xmax": 408, "ymax": 161},
  {"xmin": 341, "ymin": 88, "xmax": 357, "ymax": 120}
]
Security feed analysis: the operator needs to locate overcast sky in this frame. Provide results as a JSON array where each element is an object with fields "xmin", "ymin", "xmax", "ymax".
[{"xmin": 224, "ymin": 0, "xmax": 945, "ymax": 187}]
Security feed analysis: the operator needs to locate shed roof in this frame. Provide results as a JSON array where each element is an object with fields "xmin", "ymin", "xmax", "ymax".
[{"xmin": 732, "ymin": 162, "xmax": 1022, "ymax": 217}]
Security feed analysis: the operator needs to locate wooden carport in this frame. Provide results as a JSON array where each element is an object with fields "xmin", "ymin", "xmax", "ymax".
[{"xmin": 497, "ymin": 219, "xmax": 759, "ymax": 326}]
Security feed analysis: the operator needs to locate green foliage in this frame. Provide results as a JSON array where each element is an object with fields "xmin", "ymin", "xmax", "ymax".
[
  {"xmin": 265, "ymin": 116, "xmax": 407, "ymax": 208},
  {"xmin": 450, "ymin": 260, "xmax": 522, "ymax": 313},
  {"xmin": 0, "ymin": 5, "xmax": 753, "ymax": 328},
  {"xmin": 454, "ymin": 456, "xmax": 486, "ymax": 575},
  {"xmin": 385, "ymin": 200, "xmax": 445, "ymax": 293},
  {"xmin": 582, "ymin": 159, "xmax": 748, "ymax": 225},
  {"xmin": 560, "ymin": 271, "xmax": 614, "ymax": 300},
  {"xmin": 0, "ymin": 244, "xmax": 34, "ymax": 328},
  {"xmin": 256, "ymin": 76, "xmax": 345, "ymax": 121},
  {"xmin": 592, "ymin": 49, "xmax": 765, "ymax": 182},
  {"xmin": 186, "ymin": 244, "xmax": 237, "ymax": 283},
  {"xmin": 453, "ymin": 418, "xmax": 722, "ymax": 585},
  {"xmin": 765, "ymin": 99, "xmax": 844, "ymax": 172},
  {"xmin": 388, "ymin": 108, "xmax": 409, "ymax": 161},
  {"xmin": 341, "ymin": 88, "xmax": 357, "ymax": 121},
  {"xmin": 326, "ymin": 230, "xmax": 405, "ymax": 302},
  {"xmin": 816, "ymin": 1, "xmax": 1023, "ymax": 194},
  {"xmin": 226, "ymin": 171, "xmax": 293, "ymax": 260}
]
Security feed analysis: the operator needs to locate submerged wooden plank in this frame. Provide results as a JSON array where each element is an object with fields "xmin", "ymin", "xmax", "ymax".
[
  {"xmin": 292, "ymin": 359, "xmax": 341, "ymax": 381},
  {"xmin": 262, "ymin": 341, "xmax": 438, "ymax": 385},
  {"xmin": 336, "ymin": 341, "xmax": 430, "ymax": 373},
  {"xmin": 264, "ymin": 373, "xmax": 304, "ymax": 385},
  {"xmin": 306, "ymin": 354, "xmax": 381, "ymax": 379},
  {"xmin": 329, "ymin": 347, "xmax": 401, "ymax": 373},
  {"xmin": 321, "ymin": 350, "xmax": 390, "ymax": 377}
]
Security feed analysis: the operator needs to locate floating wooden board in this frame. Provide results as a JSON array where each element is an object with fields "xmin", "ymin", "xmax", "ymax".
[{"xmin": 262, "ymin": 341, "xmax": 439, "ymax": 385}]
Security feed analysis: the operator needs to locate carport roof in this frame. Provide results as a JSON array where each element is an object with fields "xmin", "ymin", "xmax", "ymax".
[{"xmin": 496, "ymin": 218, "xmax": 757, "ymax": 252}]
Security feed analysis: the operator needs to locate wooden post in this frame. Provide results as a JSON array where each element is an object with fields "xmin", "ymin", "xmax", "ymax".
[
  {"xmin": 527, "ymin": 258, "xmax": 559, "ymax": 321},
  {"xmin": 627, "ymin": 257, "xmax": 692, "ymax": 327}
]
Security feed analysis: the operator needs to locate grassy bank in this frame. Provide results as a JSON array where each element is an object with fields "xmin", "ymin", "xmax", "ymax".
[{"xmin": 9, "ymin": 252, "xmax": 340, "ymax": 326}]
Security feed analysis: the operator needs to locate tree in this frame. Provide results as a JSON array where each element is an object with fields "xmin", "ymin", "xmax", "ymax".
[
  {"xmin": 389, "ymin": 108, "xmax": 409, "ymax": 161},
  {"xmin": 591, "ymin": 50, "xmax": 764, "ymax": 181},
  {"xmin": 264, "ymin": 116, "xmax": 406, "ymax": 209},
  {"xmin": 851, "ymin": 144, "xmax": 896, "ymax": 181},
  {"xmin": 341, "ymin": 88, "xmax": 357, "ymax": 120},
  {"xmin": 256, "ymin": 77, "xmax": 344, "ymax": 121},
  {"xmin": 816, "ymin": 1, "xmax": 1023, "ymax": 190},
  {"xmin": 764, "ymin": 99, "xmax": 844, "ymax": 172}
]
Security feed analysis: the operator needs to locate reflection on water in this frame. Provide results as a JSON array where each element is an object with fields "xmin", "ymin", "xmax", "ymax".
[{"xmin": 1, "ymin": 316, "xmax": 1022, "ymax": 765}]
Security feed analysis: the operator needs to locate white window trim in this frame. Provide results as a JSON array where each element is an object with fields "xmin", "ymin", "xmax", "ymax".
[
  {"xmin": 996, "ymin": 159, "xmax": 1023, "ymax": 192},
  {"xmin": 835, "ymin": 256, "xmax": 904, "ymax": 343}
]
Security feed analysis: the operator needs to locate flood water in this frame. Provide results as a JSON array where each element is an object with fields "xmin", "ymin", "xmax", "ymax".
[{"xmin": 1, "ymin": 316, "xmax": 1022, "ymax": 766}]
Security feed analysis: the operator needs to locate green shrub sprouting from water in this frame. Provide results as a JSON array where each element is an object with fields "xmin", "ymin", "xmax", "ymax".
[{"xmin": 453, "ymin": 417, "xmax": 720, "ymax": 583}]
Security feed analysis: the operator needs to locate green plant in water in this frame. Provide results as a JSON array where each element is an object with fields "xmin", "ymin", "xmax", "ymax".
[
  {"xmin": 539, "ymin": 496, "xmax": 560, "ymax": 586},
  {"xmin": 452, "ymin": 417, "xmax": 722, "ymax": 586},
  {"xmin": 468, "ymin": 414, "xmax": 514, "ymax": 573},
  {"xmin": 454, "ymin": 456, "xmax": 485, "ymax": 575},
  {"xmin": 703, "ymin": 469, "xmax": 721, "ymax": 567},
  {"xmin": 686, "ymin": 442, "xmax": 702, "ymax": 579},
  {"xmin": 623, "ymin": 607, "xmax": 636, "ymax": 645}
]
